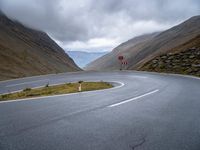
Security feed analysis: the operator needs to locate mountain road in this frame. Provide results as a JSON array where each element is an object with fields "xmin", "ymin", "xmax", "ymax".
[{"xmin": 0, "ymin": 71, "xmax": 200, "ymax": 150}]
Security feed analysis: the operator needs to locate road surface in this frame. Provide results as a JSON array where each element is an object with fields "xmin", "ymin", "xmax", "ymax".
[{"xmin": 0, "ymin": 71, "xmax": 200, "ymax": 150}]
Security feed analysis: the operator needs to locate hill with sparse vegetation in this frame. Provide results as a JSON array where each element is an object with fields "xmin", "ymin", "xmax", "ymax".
[
  {"xmin": 86, "ymin": 16, "xmax": 200, "ymax": 77},
  {"xmin": 0, "ymin": 11, "xmax": 81, "ymax": 81},
  {"xmin": 139, "ymin": 35, "xmax": 200, "ymax": 77}
]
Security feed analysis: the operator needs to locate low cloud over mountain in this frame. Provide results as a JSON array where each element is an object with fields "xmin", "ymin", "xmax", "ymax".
[{"xmin": 0, "ymin": 0, "xmax": 199, "ymax": 52}]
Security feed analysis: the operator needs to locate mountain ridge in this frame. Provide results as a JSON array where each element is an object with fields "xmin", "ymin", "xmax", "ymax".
[
  {"xmin": 0, "ymin": 11, "xmax": 81, "ymax": 81},
  {"xmin": 86, "ymin": 16, "xmax": 200, "ymax": 71},
  {"xmin": 85, "ymin": 32, "xmax": 159, "ymax": 70}
]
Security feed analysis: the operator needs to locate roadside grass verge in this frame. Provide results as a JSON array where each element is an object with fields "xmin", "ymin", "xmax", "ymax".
[{"xmin": 0, "ymin": 82, "xmax": 113, "ymax": 101}]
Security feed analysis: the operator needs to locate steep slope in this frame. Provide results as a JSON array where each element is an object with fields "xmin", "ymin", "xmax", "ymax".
[
  {"xmin": 131, "ymin": 15, "xmax": 200, "ymax": 69},
  {"xmin": 0, "ymin": 12, "xmax": 80, "ymax": 81},
  {"xmin": 86, "ymin": 16, "xmax": 200, "ymax": 71},
  {"xmin": 67, "ymin": 51, "xmax": 107, "ymax": 68},
  {"xmin": 140, "ymin": 35, "xmax": 200, "ymax": 77}
]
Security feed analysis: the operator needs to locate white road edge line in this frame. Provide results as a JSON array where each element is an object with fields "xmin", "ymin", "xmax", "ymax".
[
  {"xmin": 0, "ymin": 81, "xmax": 125, "ymax": 104},
  {"xmin": 108, "ymin": 89, "xmax": 159, "ymax": 108},
  {"xmin": 1, "ymin": 81, "xmax": 125, "ymax": 95},
  {"xmin": 110, "ymin": 81, "xmax": 125, "ymax": 90}
]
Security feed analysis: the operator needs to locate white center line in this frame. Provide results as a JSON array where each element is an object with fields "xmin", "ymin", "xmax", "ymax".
[{"xmin": 108, "ymin": 89, "xmax": 159, "ymax": 108}]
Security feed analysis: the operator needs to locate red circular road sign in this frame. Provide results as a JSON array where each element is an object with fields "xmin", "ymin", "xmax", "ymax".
[{"xmin": 118, "ymin": 55, "xmax": 124, "ymax": 60}]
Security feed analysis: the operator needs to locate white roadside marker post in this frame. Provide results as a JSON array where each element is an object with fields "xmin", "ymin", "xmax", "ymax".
[{"xmin": 78, "ymin": 81, "xmax": 83, "ymax": 92}]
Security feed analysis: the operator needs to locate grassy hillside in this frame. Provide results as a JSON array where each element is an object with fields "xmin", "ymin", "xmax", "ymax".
[{"xmin": 0, "ymin": 12, "xmax": 81, "ymax": 81}]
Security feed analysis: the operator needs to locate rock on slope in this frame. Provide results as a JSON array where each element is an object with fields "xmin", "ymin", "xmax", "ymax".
[
  {"xmin": 140, "ymin": 35, "xmax": 200, "ymax": 77},
  {"xmin": 86, "ymin": 16, "xmax": 200, "ymax": 71},
  {"xmin": 0, "ymin": 11, "xmax": 80, "ymax": 81}
]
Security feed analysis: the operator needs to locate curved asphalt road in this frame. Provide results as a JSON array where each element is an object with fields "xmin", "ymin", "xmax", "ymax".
[{"xmin": 0, "ymin": 71, "xmax": 200, "ymax": 150}]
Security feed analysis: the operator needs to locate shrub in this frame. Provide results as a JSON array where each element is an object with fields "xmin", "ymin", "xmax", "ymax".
[
  {"xmin": 45, "ymin": 83, "xmax": 49, "ymax": 88},
  {"xmin": 66, "ymin": 83, "xmax": 72, "ymax": 86},
  {"xmin": 23, "ymin": 88, "xmax": 31, "ymax": 92},
  {"xmin": 78, "ymin": 81, "xmax": 83, "ymax": 84},
  {"xmin": 1, "ymin": 94, "xmax": 9, "ymax": 99}
]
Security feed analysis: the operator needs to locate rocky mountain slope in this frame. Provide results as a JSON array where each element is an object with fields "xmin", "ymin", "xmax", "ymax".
[
  {"xmin": 86, "ymin": 16, "xmax": 200, "ymax": 72},
  {"xmin": 0, "ymin": 11, "xmax": 80, "ymax": 81},
  {"xmin": 140, "ymin": 35, "xmax": 200, "ymax": 77}
]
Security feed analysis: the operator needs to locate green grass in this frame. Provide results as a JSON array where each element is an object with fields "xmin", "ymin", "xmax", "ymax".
[{"xmin": 0, "ymin": 82, "xmax": 113, "ymax": 101}]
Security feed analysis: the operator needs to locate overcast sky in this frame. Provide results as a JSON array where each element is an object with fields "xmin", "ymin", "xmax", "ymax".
[{"xmin": 0, "ymin": 0, "xmax": 199, "ymax": 52}]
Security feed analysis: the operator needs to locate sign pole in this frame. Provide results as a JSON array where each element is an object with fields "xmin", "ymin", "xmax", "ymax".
[{"xmin": 118, "ymin": 55, "xmax": 124, "ymax": 70}]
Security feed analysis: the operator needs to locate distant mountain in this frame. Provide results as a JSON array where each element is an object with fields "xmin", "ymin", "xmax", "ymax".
[
  {"xmin": 86, "ymin": 16, "xmax": 200, "ymax": 72},
  {"xmin": 0, "ymin": 12, "xmax": 81, "ymax": 81},
  {"xmin": 85, "ymin": 32, "xmax": 159, "ymax": 70},
  {"xmin": 67, "ymin": 51, "xmax": 107, "ymax": 68}
]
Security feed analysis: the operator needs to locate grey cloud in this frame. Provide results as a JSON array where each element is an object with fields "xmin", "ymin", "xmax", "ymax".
[
  {"xmin": 0, "ymin": 0, "xmax": 92, "ymax": 42},
  {"xmin": 0, "ymin": 0, "xmax": 199, "ymax": 49},
  {"xmin": 91, "ymin": 0, "xmax": 200, "ymax": 22}
]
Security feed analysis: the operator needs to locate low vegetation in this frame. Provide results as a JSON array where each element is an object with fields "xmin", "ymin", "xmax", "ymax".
[
  {"xmin": 140, "ymin": 46, "xmax": 200, "ymax": 77},
  {"xmin": 0, "ymin": 81, "xmax": 113, "ymax": 101}
]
